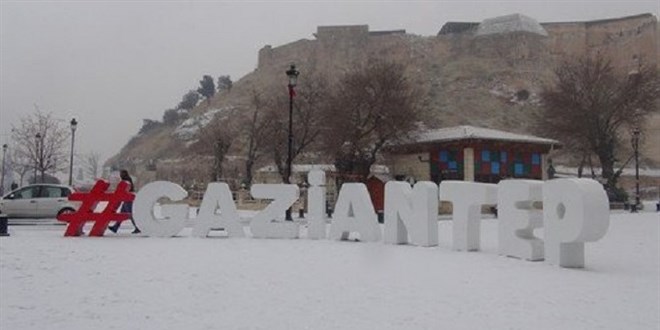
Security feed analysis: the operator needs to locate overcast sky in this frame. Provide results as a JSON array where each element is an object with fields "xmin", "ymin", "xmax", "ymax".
[{"xmin": 1, "ymin": 1, "xmax": 658, "ymax": 164}]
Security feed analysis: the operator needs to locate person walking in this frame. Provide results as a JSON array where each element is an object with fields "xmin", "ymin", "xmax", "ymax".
[{"xmin": 108, "ymin": 170, "xmax": 141, "ymax": 234}]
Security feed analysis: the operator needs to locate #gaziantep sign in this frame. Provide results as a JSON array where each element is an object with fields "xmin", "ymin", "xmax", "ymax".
[{"xmin": 127, "ymin": 170, "xmax": 609, "ymax": 269}]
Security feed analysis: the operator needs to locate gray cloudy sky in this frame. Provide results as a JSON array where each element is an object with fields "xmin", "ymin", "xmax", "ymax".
[{"xmin": 1, "ymin": 1, "xmax": 658, "ymax": 163}]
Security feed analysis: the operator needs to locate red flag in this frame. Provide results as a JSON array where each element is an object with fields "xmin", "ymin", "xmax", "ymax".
[{"xmin": 289, "ymin": 85, "xmax": 296, "ymax": 98}]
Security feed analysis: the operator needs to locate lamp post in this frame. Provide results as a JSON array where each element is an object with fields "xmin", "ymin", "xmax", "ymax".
[
  {"xmin": 285, "ymin": 64, "xmax": 299, "ymax": 221},
  {"xmin": 1, "ymin": 144, "xmax": 7, "ymax": 195},
  {"xmin": 631, "ymin": 128, "xmax": 640, "ymax": 213},
  {"xmin": 34, "ymin": 133, "xmax": 41, "ymax": 184},
  {"xmin": 69, "ymin": 118, "xmax": 78, "ymax": 186}
]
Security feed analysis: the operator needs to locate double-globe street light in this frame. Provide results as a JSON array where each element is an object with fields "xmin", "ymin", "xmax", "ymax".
[
  {"xmin": 285, "ymin": 64, "xmax": 299, "ymax": 221},
  {"xmin": 69, "ymin": 118, "xmax": 78, "ymax": 186}
]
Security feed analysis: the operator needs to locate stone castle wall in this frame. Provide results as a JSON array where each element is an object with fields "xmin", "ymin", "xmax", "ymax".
[
  {"xmin": 257, "ymin": 39, "xmax": 316, "ymax": 70},
  {"xmin": 257, "ymin": 14, "xmax": 658, "ymax": 73},
  {"xmin": 544, "ymin": 14, "xmax": 658, "ymax": 70}
]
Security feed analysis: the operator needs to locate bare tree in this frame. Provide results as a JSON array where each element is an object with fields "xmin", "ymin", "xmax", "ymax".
[
  {"xmin": 321, "ymin": 60, "xmax": 423, "ymax": 182},
  {"xmin": 11, "ymin": 110, "xmax": 70, "ymax": 183},
  {"xmin": 261, "ymin": 71, "xmax": 329, "ymax": 183},
  {"xmin": 4, "ymin": 148, "xmax": 29, "ymax": 187},
  {"xmin": 190, "ymin": 112, "xmax": 238, "ymax": 182},
  {"xmin": 13, "ymin": 156, "xmax": 33, "ymax": 187},
  {"xmin": 538, "ymin": 55, "xmax": 659, "ymax": 197},
  {"xmin": 2, "ymin": 149, "xmax": 20, "ymax": 189},
  {"xmin": 82, "ymin": 151, "xmax": 102, "ymax": 179},
  {"xmin": 240, "ymin": 88, "xmax": 272, "ymax": 187}
]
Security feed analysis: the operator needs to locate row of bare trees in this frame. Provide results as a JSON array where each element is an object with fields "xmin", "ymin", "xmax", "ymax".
[
  {"xmin": 4, "ymin": 111, "xmax": 102, "ymax": 188},
  {"xmin": 189, "ymin": 60, "xmax": 424, "ymax": 187},
  {"xmin": 10, "ymin": 111, "xmax": 69, "ymax": 183},
  {"xmin": 537, "ymin": 54, "xmax": 659, "ymax": 200},
  {"xmin": 95, "ymin": 54, "xmax": 660, "ymax": 201}
]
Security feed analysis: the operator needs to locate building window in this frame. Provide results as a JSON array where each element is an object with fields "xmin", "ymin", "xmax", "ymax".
[
  {"xmin": 510, "ymin": 152, "xmax": 542, "ymax": 179},
  {"xmin": 475, "ymin": 148, "xmax": 542, "ymax": 182},
  {"xmin": 475, "ymin": 148, "xmax": 507, "ymax": 183},
  {"xmin": 514, "ymin": 163, "xmax": 525, "ymax": 176},
  {"xmin": 432, "ymin": 149, "xmax": 463, "ymax": 182},
  {"xmin": 481, "ymin": 150, "xmax": 491, "ymax": 161}
]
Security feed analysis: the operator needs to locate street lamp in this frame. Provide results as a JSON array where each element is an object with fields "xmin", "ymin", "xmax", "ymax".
[
  {"xmin": 631, "ymin": 128, "xmax": 640, "ymax": 213},
  {"xmin": 285, "ymin": 64, "xmax": 299, "ymax": 221},
  {"xmin": 1, "ymin": 144, "xmax": 7, "ymax": 195},
  {"xmin": 69, "ymin": 118, "xmax": 78, "ymax": 186},
  {"xmin": 34, "ymin": 133, "xmax": 41, "ymax": 184}
]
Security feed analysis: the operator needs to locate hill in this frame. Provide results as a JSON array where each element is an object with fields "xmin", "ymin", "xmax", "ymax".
[{"xmin": 107, "ymin": 13, "xmax": 660, "ymax": 184}]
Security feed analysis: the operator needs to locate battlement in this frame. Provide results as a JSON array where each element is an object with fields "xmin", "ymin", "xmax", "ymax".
[
  {"xmin": 315, "ymin": 25, "xmax": 369, "ymax": 40},
  {"xmin": 313, "ymin": 25, "xmax": 407, "ymax": 39},
  {"xmin": 258, "ymin": 14, "xmax": 657, "ymax": 71},
  {"xmin": 438, "ymin": 22, "xmax": 479, "ymax": 35},
  {"xmin": 369, "ymin": 29, "xmax": 407, "ymax": 37},
  {"xmin": 438, "ymin": 13, "xmax": 657, "ymax": 37}
]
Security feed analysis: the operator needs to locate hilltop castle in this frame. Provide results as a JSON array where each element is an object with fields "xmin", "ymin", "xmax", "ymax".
[
  {"xmin": 109, "ymin": 13, "xmax": 660, "ymax": 184},
  {"xmin": 258, "ymin": 13, "xmax": 658, "ymax": 75}
]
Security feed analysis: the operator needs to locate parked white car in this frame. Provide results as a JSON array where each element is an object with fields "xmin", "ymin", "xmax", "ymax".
[{"xmin": 0, "ymin": 184, "xmax": 80, "ymax": 218}]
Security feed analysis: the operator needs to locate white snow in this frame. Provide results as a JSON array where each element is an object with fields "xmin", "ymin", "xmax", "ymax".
[
  {"xmin": 173, "ymin": 106, "xmax": 234, "ymax": 141},
  {"xmin": 555, "ymin": 165, "xmax": 660, "ymax": 178},
  {"xmin": 1, "ymin": 211, "xmax": 658, "ymax": 330},
  {"xmin": 257, "ymin": 164, "xmax": 390, "ymax": 174},
  {"xmin": 400, "ymin": 125, "xmax": 560, "ymax": 147}
]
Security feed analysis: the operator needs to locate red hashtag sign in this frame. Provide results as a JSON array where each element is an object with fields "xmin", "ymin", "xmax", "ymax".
[{"xmin": 57, "ymin": 180, "xmax": 135, "ymax": 237}]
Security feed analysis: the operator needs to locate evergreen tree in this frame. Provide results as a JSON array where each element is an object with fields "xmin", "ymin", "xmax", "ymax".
[
  {"xmin": 217, "ymin": 75, "xmax": 233, "ymax": 92},
  {"xmin": 197, "ymin": 75, "xmax": 216, "ymax": 104}
]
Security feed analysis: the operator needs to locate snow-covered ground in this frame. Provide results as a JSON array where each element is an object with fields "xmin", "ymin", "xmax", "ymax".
[{"xmin": 1, "ymin": 211, "xmax": 658, "ymax": 330}]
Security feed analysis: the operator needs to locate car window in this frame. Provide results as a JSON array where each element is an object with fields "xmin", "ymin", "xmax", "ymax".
[
  {"xmin": 14, "ymin": 187, "xmax": 38, "ymax": 199},
  {"xmin": 60, "ymin": 188, "xmax": 71, "ymax": 197},
  {"xmin": 41, "ymin": 187, "xmax": 62, "ymax": 198}
]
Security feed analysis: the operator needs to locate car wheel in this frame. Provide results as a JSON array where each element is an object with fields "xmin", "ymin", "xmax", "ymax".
[{"xmin": 57, "ymin": 208, "xmax": 75, "ymax": 217}]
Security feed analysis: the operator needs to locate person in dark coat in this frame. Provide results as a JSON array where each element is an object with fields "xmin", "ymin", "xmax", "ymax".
[
  {"xmin": 108, "ymin": 170, "xmax": 141, "ymax": 234},
  {"xmin": 547, "ymin": 158, "xmax": 557, "ymax": 179}
]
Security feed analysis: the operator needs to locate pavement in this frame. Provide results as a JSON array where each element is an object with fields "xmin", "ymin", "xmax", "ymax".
[{"xmin": 7, "ymin": 218, "xmax": 65, "ymax": 226}]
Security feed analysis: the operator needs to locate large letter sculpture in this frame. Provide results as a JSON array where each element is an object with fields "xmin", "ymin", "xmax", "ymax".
[
  {"xmin": 249, "ymin": 184, "xmax": 300, "ymax": 239},
  {"xmin": 440, "ymin": 181, "xmax": 498, "ymax": 251},
  {"xmin": 543, "ymin": 178, "xmax": 610, "ymax": 268},
  {"xmin": 133, "ymin": 181, "xmax": 189, "ymax": 237},
  {"xmin": 329, "ymin": 183, "xmax": 382, "ymax": 242},
  {"xmin": 497, "ymin": 180, "xmax": 544, "ymax": 261},
  {"xmin": 307, "ymin": 170, "xmax": 327, "ymax": 239},
  {"xmin": 192, "ymin": 183, "xmax": 244, "ymax": 238},
  {"xmin": 384, "ymin": 181, "xmax": 438, "ymax": 247}
]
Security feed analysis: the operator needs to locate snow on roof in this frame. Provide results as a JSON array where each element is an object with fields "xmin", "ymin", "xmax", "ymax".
[
  {"xmin": 257, "ymin": 164, "xmax": 390, "ymax": 174},
  {"xmin": 367, "ymin": 173, "xmax": 394, "ymax": 182},
  {"xmin": 476, "ymin": 13, "xmax": 548, "ymax": 37},
  {"xmin": 257, "ymin": 164, "xmax": 336, "ymax": 173},
  {"xmin": 403, "ymin": 125, "xmax": 560, "ymax": 146},
  {"xmin": 555, "ymin": 165, "xmax": 660, "ymax": 178}
]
